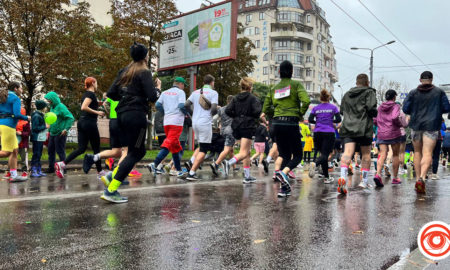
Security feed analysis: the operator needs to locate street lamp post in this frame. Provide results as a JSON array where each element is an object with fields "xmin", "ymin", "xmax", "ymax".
[{"xmin": 351, "ymin": 40, "xmax": 395, "ymax": 87}]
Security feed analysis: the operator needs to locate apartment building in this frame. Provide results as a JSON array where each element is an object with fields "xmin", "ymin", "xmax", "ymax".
[
  {"xmin": 69, "ymin": 0, "xmax": 113, "ymax": 26},
  {"xmin": 238, "ymin": 0, "xmax": 338, "ymax": 97}
]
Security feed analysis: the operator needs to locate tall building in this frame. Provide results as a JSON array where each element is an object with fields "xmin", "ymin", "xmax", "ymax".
[
  {"xmin": 238, "ymin": 0, "xmax": 338, "ymax": 97},
  {"xmin": 69, "ymin": 0, "xmax": 113, "ymax": 26}
]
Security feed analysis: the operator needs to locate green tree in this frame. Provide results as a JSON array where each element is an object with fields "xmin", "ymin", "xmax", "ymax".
[{"xmin": 252, "ymin": 82, "xmax": 271, "ymax": 104}]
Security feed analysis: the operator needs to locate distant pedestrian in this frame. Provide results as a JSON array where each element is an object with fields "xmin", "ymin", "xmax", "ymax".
[{"xmin": 30, "ymin": 100, "xmax": 48, "ymax": 177}]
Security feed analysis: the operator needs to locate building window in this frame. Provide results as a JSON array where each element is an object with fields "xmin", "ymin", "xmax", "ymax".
[
  {"xmin": 306, "ymin": 69, "xmax": 312, "ymax": 77},
  {"xmin": 260, "ymin": 0, "xmax": 270, "ymax": 5},
  {"xmin": 306, "ymin": 82, "xmax": 311, "ymax": 91},
  {"xmin": 263, "ymin": 53, "xmax": 269, "ymax": 61},
  {"xmin": 263, "ymin": 67, "xmax": 269, "ymax": 75},
  {"xmin": 277, "ymin": 54, "xmax": 288, "ymax": 63},
  {"xmin": 255, "ymin": 40, "xmax": 260, "ymax": 48},
  {"xmin": 259, "ymin": 12, "xmax": 265, "ymax": 20},
  {"xmin": 245, "ymin": 0, "xmax": 257, "ymax": 7},
  {"xmin": 306, "ymin": 56, "xmax": 312, "ymax": 63},
  {"xmin": 306, "ymin": 14, "xmax": 311, "ymax": 23},
  {"xmin": 293, "ymin": 40, "xmax": 303, "ymax": 50},
  {"xmin": 294, "ymin": 67, "xmax": 302, "ymax": 78},
  {"xmin": 255, "ymin": 27, "xmax": 260, "ymax": 35},
  {"xmin": 294, "ymin": 54, "xmax": 303, "ymax": 64},
  {"xmin": 277, "ymin": 12, "xmax": 289, "ymax": 21},
  {"xmin": 244, "ymin": 27, "xmax": 254, "ymax": 35},
  {"xmin": 246, "ymin": 14, "xmax": 252, "ymax": 23},
  {"xmin": 307, "ymin": 43, "xmax": 312, "ymax": 50},
  {"xmin": 239, "ymin": 4, "xmax": 243, "ymax": 9}
]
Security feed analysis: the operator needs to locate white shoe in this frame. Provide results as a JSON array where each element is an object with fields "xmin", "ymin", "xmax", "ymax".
[
  {"xmin": 323, "ymin": 177, "xmax": 334, "ymax": 184},
  {"xmin": 308, "ymin": 163, "xmax": 316, "ymax": 178},
  {"xmin": 170, "ymin": 170, "xmax": 178, "ymax": 176},
  {"xmin": 431, "ymin": 174, "xmax": 439, "ymax": 180},
  {"xmin": 358, "ymin": 181, "xmax": 372, "ymax": 189}
]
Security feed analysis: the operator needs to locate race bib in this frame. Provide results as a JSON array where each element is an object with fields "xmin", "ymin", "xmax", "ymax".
[{"xmin": 274, "ymin": 86, "xmax": 291, "ymax": 99}]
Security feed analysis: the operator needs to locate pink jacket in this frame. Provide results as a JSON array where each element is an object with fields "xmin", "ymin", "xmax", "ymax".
[{"xmin": 374, "ymin": 101, "xmax": 407, "ymax": 140}]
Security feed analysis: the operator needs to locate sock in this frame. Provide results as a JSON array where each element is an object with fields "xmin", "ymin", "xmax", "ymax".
[
  {"xmin": 362, "ymin": 169, "xmax": 369, "ymax": 184},
  {"xmin": 189, "ymin": 170, "xmax": 195, "ymax": 176},
  {"xmin": 340, "ymin": 166, "xmax": 348, "ymax": 179},
  {"xmin": 404, "ymin": 152, "xmax": 410, "ymax": 164},
  {"xmin": 190, "ymin": 156, "xmax": 195, "ymax": 163},
  {"xmin": 10, "ymin": 169, "xmax": 17, "ymax": 178},
  {"xmin": 228, "ymin": 156, "xmax": 239, "ymax": 166},
  {"xmin": 266, "ymin": 156, "xmax": 272, "ymax": 163},
  {"xmin": 244, "ymin": 166, "xmax": 250, "ymax": 178},
  {"xmin": 93, "ymin": 153, "xmax": 100, "ymax": 162},
  {"xmin": 157, "ymin": 163, "xmax": 164, "ymax": 170},
  {"xmin": 108, "ymin": 179, "xmax": 122, "ymax": 193}
]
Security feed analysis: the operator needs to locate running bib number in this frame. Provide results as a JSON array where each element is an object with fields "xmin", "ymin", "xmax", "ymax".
[{"xmin": 274, "ymin": 86, "xmax": 291, "ymax": 99}]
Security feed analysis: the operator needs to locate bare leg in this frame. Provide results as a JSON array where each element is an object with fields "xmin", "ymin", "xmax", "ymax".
[
  {"xmin": 391, "ymin": 143, "xmax": 401, "ymax": 178},
  {"xmin": 376, "ymin": 145, "xmax": 388, "ymax": 176},
  {"xmin": 412, "ymin": 140, "xmax": 423, "ymax": 180},
  {"xmin": 420, "ymin": 136, "xmax": 436, "ymax": 179}
]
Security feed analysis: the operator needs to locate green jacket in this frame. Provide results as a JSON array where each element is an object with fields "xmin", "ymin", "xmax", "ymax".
[
  {"xmin": 44, "ymin": 92, "xmax": 75, "ymax": 136},
  {"xmin": 340, "ymin": 86, "xmax": 377, "ymax": 139},
  {"xmin": 262, "ymin": 78, "xmax": 310, "ymax": 120}
]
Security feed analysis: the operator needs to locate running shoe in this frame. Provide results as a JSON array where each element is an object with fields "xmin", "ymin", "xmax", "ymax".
[
  {"xmin": 129, "ymin": 169, "xmax": 143, "ymax": 177},
  {"xmin": 415, "ymin": 178, "xmax": 426, "ymax": 193},
  {"xmin": 348, "ymin": 164, "xmax": 353, "ymax": 176},
  {"xmin": 333, "ymin": 159, "xmax": 339, "ymax": 168},
  {"xmin": 392, "ymin": 178, "xmax": 402, "ymax": 184},
  {"xmin": 358, "ymin": 181, "xmax": 372, "ymax": 189},
  {"xmin": 308, "ymin": 163, "xmax": 316, "ymax": 178},
  {"xmin": 273, "ymin": 171, "xmax": 278, "ymax": 182},
  {"xmin": 243, "ymin": 176, "xmax": 257, "ymax": 184},
  {"xmin": 83, "ymin": 154, "xmax": 95, "ymax": 174},
  {"xmin": 355, "ymin": 164, "xmax": 360, "ymax": 169},
  {"xmin": 100, "ymin": 189, "xmax": 128, "ymax": 203},
  {"xmin": 287, "ymin": 171, "xmax": 296, "ymax": 180},
  {"xmin": 262, "ymin": 160, "xmax": 269, "ymax": 174},
  {"xmin": 187, "ymin": 173, "xmax": 200, "ymax": 181},
  {"xmin": 233, "ymin": 167, "xmax": 240, "ymax": 172},
  {"xmin": 384, "ymin": 165, "xmax": 391, "ymax": 177},
  {"xmin": 277, "ymin": 183, "xmax": 292, "ymax": 197},
  {"xmin": 55, "ymin": 162, "xmax": 65, "ymax": 178},
  {"xmin": 373, "ymin": 174, "xmax": 384, "ymax": 187},
  {"xmin": 169, "ymin": 170, "xmax": 178, "ymax": 176},
  {"xmin": 145, "ymin": 163, "xmax": 161, "ymax": 176},
  {"xmin": 210, "ymin": 163, "xmax": 219, "ymax": 177},
  {"xmin": 253, "ymin": 159, "xmax": 259, "ymax": 167},
  {"xmin": 431, "ymin": 174, "xmax": 439, "ymax": 180},
  {"xmin": 105, "ymin": 158, "xmax": 115, "ymax": 171},
  {"xmin": 323, "ymin": 177, "xmax": 334, "ymax": 184},
  {"xmin": 275, "ymin": 171, "xmax": 290, "ymax": 186},
  {"xmin": 97, "ymin": 170, "xmax": 107, "ymax": 180},
  {"xmin": 185, "ymin": 161, "xmax": 193, "ymax": 171},
  {"xmin": 21, "ymin": 172, "xmax": 28, "ymax": 178},
  {"xmin": 3, "ymin": 171, "xmax": 10, "ymax": 179},
  {"xmin": 177, "ymin": 170, "xmax": 188, "ymax": 178},
  {"xmin": 223, "ymin": 161, "xmax": 231, "ymax": 176},
  {"xmin": 163, "ymin": 164, "xmax": 171, "ymax": 174},
  {"xmin": 101, "ymin": 171, "xmax": 112, "ymax": 187},
  {"xmin": 258, "ymin": 164, "xmax": 264, "ymax": 169},
  {"xmin": 337, "ymin": 178, "xmax": 347, "ymax": 195},
  {"xmin": 8, "ymin": 174, "xmax": 28, "ymax": 182}
]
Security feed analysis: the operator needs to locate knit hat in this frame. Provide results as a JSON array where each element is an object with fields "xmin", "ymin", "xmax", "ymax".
[
  {"xmin": 130, "ymin": 42, "xmax": 148, "ymax": 62},
  {"xmin": 35, "ymin": 100, "xmax": 47, "ymax": 110}
]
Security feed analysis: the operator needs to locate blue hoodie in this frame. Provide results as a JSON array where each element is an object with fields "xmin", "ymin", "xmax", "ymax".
[{"xmin": 0, "ymin": 91, "xmax": 28, "ymax": 128}]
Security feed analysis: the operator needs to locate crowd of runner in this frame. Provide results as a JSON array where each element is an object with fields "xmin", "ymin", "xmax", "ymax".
[{"xmin": 1, "ymin": 42, "xmax": 449, "ymax": 203}]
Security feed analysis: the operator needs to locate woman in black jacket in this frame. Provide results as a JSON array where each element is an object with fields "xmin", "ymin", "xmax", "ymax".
[
  {"xmin": 225, "ymin": 77, "xmax": 262, "ymax": 184},
  {"xmin": 102, "ymin": 42, "xmax": 161, "ymax": 203}
]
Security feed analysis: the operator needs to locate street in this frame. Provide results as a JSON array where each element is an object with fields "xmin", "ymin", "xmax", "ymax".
[{"xmin": 1, "ymin": 166, "xmax": 450, "ymax": 269}]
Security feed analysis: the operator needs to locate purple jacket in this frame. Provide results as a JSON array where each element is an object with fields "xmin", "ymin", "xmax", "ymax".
[{"xmin": 374, "ymin": 101, "xmax": 407, "ymax": 140}]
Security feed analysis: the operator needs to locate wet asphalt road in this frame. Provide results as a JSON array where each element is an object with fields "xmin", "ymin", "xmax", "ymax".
[{"xmin": 1, "ymin": 165, "xmax": 450, "ymax": 269}]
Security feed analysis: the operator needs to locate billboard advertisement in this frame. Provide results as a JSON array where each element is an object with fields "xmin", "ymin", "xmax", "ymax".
[{"xmin": 158, "ymin": 0, "xmax": 237, "ymax": 71}]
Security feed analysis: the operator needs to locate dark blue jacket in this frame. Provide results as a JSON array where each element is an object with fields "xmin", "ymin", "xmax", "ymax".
[
  {"xmin": 443, "ymin": 131, "xmax": 450, "ymax": 148},
  {"xmin": 31, "ymin": 111, "xmax": 46, "ymax": 142},
  {"xmin": 403, "ymin": 84, "xmax": 450, "ymax": 131}
]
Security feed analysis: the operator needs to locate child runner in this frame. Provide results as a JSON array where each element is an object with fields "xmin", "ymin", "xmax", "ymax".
[
  {"xmin": 55, "ymin": 77, "xmax": 106, "ymax": 179},
  {"xmin": 251, "ymin": 119, "xmax": 268, "ymax": 169},
  {"xmin": 16, "ymin": 107, "xmax": 30, "ymax": 175},
  {"xmin": 224, "ymin": 77, "xmax": 262, "ymax": 184},
  {"xmin": 30, "ymin": 100, "xmax": 48, "ymax": 177},
  {"xmin": 303, "ymin": 134, "xmax": 313, "ymax": 163},
  {"xmin": 338, "ymin": 74, "xmax": 377, "ymax": 194}
]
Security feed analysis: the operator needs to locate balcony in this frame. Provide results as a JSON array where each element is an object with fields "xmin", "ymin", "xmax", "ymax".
[
  {"xmin": 272, "ymin": 45, "xmax": 304, "ymax": 52},
  {"xmin": 270, "ymin": 30, "xmax": 314, "ymax": 41}
]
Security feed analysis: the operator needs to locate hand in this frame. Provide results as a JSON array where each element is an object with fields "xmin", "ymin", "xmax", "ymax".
[
  {"xmin": 98, "ymin": 111, "xmax": 105, "ymax": 117},
  {"xmin": 155, "ymin": 78, "xmax": 162, "ymax": 89},
  {"xmin": 17, "ymin": 131, "xmax": 22, "ymax": 135},
  {"xmin": 61, "ymin": 130, "xmax": 67, "ymax": 136},
  {"xmin": 27, "ymin": 116, "xmax": 31, "ymax": 121}
]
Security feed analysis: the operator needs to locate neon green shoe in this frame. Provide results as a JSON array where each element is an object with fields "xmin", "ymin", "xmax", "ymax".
[
  {"xmin": 100, "ymin": 171, "xmax": 113, "ymax": 187},
  {"xmin": 100, "ymin": 189, "xmax": 128, "ymax": 203}
]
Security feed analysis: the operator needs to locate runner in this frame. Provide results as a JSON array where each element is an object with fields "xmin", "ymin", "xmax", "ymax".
[
  {"xmin": 146, "ymin": 77, "xmax": 187, "ymax": 178},
  {"xmin": 224, "ymin": 77, "xmax": 262, "ymax": 184},
  {"xmin": 338, "ymin": 74, "xmax": 377, "ymax": 194},
  {"xmin": 442, "ymin": 127, "xmax": 450, "ymax": 167},
  {"xmin": 262, "ymin": 60, "xmax": 310, "ymax": 197},
  {"xmin": 184, "ymin": 74, "xmax": 218, "ymax": 180},
  {"xmin": 101, "ymin": 42, "xmax": 161, "ymax": 203},
  {"xmin": 373, "ymin": 90, "xmax": 407, "ymax": 186},
  {"xmin": 402, "ymin": 71, "xmax": 450, "ymax": 193},
  {"xmin": 430, "ymin": 120, "xmax": 446, "ymax": 180},
  {"xmin": 308, "ymin": 89, "xmax": 341, "ymax": 184},
  {"xmin": 250, "ymin": 120, "xmax": 269, "ymax": 169},
  {"xmin": 55, "ymin": 77, "xmax": 106, "ymax": 179},
  {"xmin": 0, "ymin": 82, "xmax": 29, "ymax": 182}
]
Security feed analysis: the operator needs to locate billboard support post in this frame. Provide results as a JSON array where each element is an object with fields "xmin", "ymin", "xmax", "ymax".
[{"xmin": 188, "ymin": 66, "xmax": 198, "ymax": 151}]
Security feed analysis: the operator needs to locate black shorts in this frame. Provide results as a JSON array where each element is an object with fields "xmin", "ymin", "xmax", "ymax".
[
  {"xmin": 342, "ymin": 137, "xmax": 372, "ymax": 147},
  {"xmin": 334, "ymin": 139, "xmax": 341, "ymax": 150},
  {"xmin": 211, "ymin": 133, "xmax": 225, "ymax": 153},
  {"xmin": 109, "ymin": 118, "xmax": 126, "ymax": 148},
  {"xmin": 269, "ymin": 123, "xmax": 275, "ymax": 141},
  {"xmin": 233, "ymin": 128, "xmax": 255, "ymax": 140},
  {"xmin": 405, "ymin": 143, "xmax": 414, "ymax": 152},
  {"xmin": 158, "ymin": 135, "xmax": 166, "ymax": 146}
]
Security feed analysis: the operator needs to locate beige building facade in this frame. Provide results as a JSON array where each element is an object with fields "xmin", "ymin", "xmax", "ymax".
[
  {"xmin": 69, "ymin": 0, "xmax": 113, "ymax": 26},
  {"xmin": 238, "ymin": 0, "xmax": 338, "ymax": 97}
]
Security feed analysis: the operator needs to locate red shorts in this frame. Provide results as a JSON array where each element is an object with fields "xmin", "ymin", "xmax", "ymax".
[{"xmin": 161, "ymin": 125, "xmax": 183, "ymax": 153}]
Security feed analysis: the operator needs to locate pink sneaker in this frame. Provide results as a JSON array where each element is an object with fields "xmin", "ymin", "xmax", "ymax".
[
  {"xmin": 128, "ymin": 169, "xmax": 142, "ymax": 177},
  {"xmin": 55, "ymin": 162, "xmax": 65, "ymax": 179},
  {"xmin": 287, "ymin": 171, "xmax": 296, "ymax": 180},
  {"xmin": 392, "ymin": 178, "xmax": 402, "ymax": 185}
]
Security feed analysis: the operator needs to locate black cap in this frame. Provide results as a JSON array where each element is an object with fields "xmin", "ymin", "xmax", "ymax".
[
  {"xmin": 130, "ymin": 42, "xmax": 148, "ymax": 62},
  {"xmin": 35, "ymin": 100, "xmax": 47, "ymax": 110},
  {"xmin": 385, "ymin": 89, "xmax": 397, "ymax": 101},
  {"xmin": 420, "ymin": 71, "xmax": 433, "ymax": 80}
]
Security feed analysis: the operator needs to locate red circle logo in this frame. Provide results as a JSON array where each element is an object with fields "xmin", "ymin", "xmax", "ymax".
[{"xmin": 418, "ymin": 221, "xmax": 450, "ymax": 260}]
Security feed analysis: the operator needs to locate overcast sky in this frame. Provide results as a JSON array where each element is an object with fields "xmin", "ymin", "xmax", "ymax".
[{"xmin": 174, "ymin": 0, "xmax": 450, "ymax": 99}]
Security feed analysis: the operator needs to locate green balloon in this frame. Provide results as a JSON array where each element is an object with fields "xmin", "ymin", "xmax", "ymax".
[{"xmin": 45, "ymin": 112, "xmax": 57, "ymax": 125}]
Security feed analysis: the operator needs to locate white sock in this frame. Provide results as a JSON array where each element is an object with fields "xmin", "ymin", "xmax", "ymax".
[
  {"xmin": 228, "ymin": 156, "xmax": 238, "ymax": 166},
  {"xmin": 362, "ymin": 169, "xmax": 369, "ymax": 184},
  {"xmin": 266, "ymin": 156, "xmax": 272, "ymax": 163},
  {"xmin": 244, "ymin": 167, "xmax": 250, "ymax": 178},
  {"xmin": 340, "ymin": 166, "xmax": 348, "ymax": 179},
  {"xmin": 190, "ymin": 156, "xmax": 195, "ymax": 163},
  {"xmin": 157, "ymin": 163, "xmax": 164, "ymax": 170},
  {"xmin": 10, "ymin": 169, "xmax": 17, "ymax": 178},
  {"xmin": 189, "ymin": 170, "xmax": 195, "ymax": 176},
  {"xmin": 93, "ymin": 154, "xmax": 100, "ymax": 162}
]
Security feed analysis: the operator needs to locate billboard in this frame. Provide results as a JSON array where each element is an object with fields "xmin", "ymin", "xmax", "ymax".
[{"xmin": 158, "ymin": 0, "xmax": 238, "ymax": 71}]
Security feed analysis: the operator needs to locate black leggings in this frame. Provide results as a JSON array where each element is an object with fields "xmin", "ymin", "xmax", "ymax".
[
  {"xmin": 114, "ymin": 111, "xmax": 148, "ymax": 182},
  {"xmin": 303, "ymin": 151, "xmax": 311, "ymax": 162},
  {"xmin": 313, "ymin": 132, "xmax": 335, "ymax": 178},
  {"xmin": 65, "ymin": 119, "xmax": 102, "ymax": 172},
  {"xmin": 273, "ymin": 122, "xmax": 302, "ymax": 170},
  {"xmin": 443, "ymin": 147, "xmax": 450, "ymax": 162}
]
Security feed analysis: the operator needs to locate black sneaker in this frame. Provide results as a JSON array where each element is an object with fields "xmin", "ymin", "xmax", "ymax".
[
  {"xmin": 83, "ymin": 154, "xmax": 95, "ymax": 174},
  {"xmin": 210, "ymin": 163, "xmax": 219, "ymax": 177},
  {"xmin": 253, "ymin": 159, "xmax": 259, "ymax": 167},
  {"xmin": 187, "ymin": 173, "xmax": 200, "ymax": 181},
  {"xmin": 277, "ymin": 183, "xmax": 292, "ymax": 197},
  {"xmin": 243, "ymin": 176, "xmax": 257, "ymax": 184},
  {"xmin": 262, "ymin": 160, "xmax": 269, "ymax": 174},
  {"xmin": 185, "ymin": 161, "xmax": 192, "ymax": 171},
  {"xmin": 275, "ymin": 171, "xmax": 289, "ymax": 185},
  {"xmin": 45, "ymin": 167, "xmax": 55, "ymax": 174},
  {"xmin": 223, "ymin": 161, "xmax": 230, "ymax": 176}
]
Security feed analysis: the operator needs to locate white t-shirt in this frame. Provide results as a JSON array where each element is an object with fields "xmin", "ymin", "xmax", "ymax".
[
  {"xmin": 156, "ymin": 86, "xmax": 186, "ymax": 126},
  {"xmin": 188, "ymin": 85, "xmax": 219, "ymax": 126}
]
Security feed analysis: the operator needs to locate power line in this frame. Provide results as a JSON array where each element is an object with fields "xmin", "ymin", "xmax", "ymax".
[
  {"xmin": 376, "ymin": 62, "xmax": 450, "ymax": 69},
  {"xmin": 329, "ymin": 0, "xmax": 420, "ymax": 75},
  {"xmin": 334, "ymin": 46, "xmax": 369, "ymax": 59},
  {"xmin": 338, "ymin": 65, "xmax": 370, "ymax": 87},
  {"xmin": 357, "ymin": 0, "xmax": 445, "ymax": 82}
]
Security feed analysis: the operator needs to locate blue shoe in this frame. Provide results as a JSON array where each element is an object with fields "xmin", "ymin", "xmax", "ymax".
[
  {"xmin": 100, "ymin": 171, "xmax": 113, "ymax": 188},
  {"xmin": 37, "ymin": 166, "xmax": 46, "ymax": 177},
  {"xmin": 177, "ymin": 171, "xmax": 188, "ymax": 179},
  {"xmin": 277, "ymin": 183, "xmax": 292, "ymax": 197},
  {"xmin": 146, "ymin": 162, "xmax": 163, "ymax": 176},
  {"xmin": 100, "ymin": 189, "xmax": 128, "ymax": 203},
  {"xmin": 242, "ymin": 176, "xmax": 257, "ymax": 184},
  {"xmin": 30, "ymin": 167, "xmax": 40, "ymax": 178}
]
